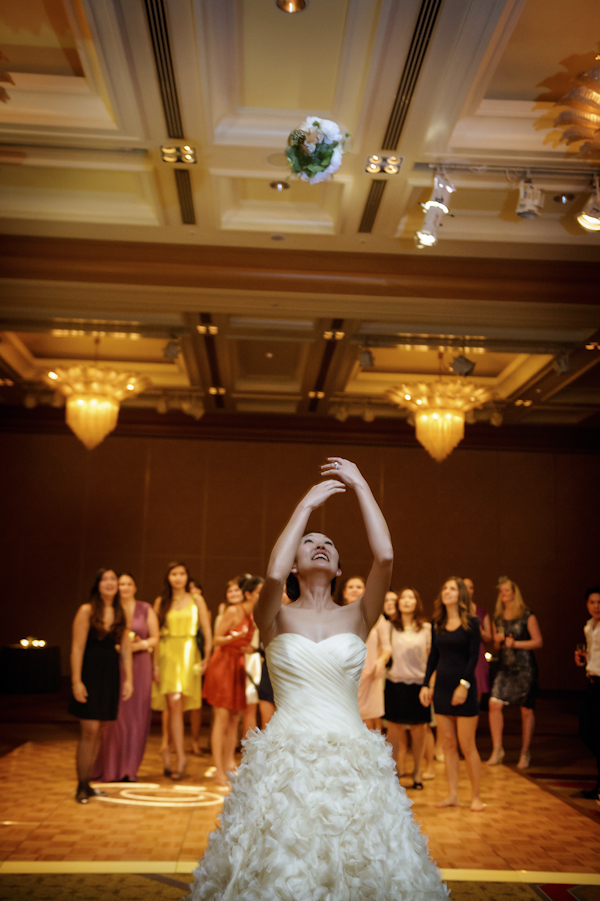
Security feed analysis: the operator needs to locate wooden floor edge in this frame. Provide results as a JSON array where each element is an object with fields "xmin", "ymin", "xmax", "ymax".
[{"xmin": 0, "ymin": 862, "xmax": 599, "ymax": 883}]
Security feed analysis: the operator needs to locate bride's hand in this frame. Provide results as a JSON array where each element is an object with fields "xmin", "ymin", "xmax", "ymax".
[
  {"xmin": 301, "ymin": 479, "xmax": 346, "ymax": 512},
  {"xmin": 320, "ymin": 458, "xmax": 365, "ymax": 490}
]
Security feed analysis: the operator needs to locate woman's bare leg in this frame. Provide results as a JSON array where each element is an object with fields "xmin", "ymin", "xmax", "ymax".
[
  {"xmin": 225, "ymin": 711, "xmax": 240, "ymax": 772},
  {"xmin": 190, "ymin": 707, "xmax": 202, "ymax": 754},
  {"xmin": 487, "ymin": 699, "xmax": 505, "ymax": 763},
  {"xmin": 211, "ymin": 707, "xmax": 231, "ymax": 785},
  {"xmin": 520, "ymin": 707, "xmax": 535, "ymax": 754},
  {"xmin": 423, "ymin": 725, "xmax": 435, "ymax": 777},
  {"xmin": 166, "ymin": 693, "xmax": 186, "ymax": 774},
  {"xmin": 386, "ymin": 722, "xmax": 408, "ymax": 776},
  {"xmin": 409, "ymin": 724, "xmax": 425, "ymax": 783},
  {"xmin": 76, "ymin": 719, "xmax": 102, "ymax": 785},
  {"xmin": 242, "ymin": 703, "xmax": 257, "ymax": 737},
  {"xmin": 259, "ymin": 700, "xmax": 275, "ymax": 728},
  {"xmin": 457, "ymin": 716, "xmax": 485, "ymax": 811},
  {"xmin": 435, "ymin": 715, "xmax": 460, "ymax": 807}
]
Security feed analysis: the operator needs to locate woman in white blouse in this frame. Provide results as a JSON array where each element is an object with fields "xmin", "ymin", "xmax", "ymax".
[{"xmin": 385, "ymin": 588, "xmax": 432, "ymax": 790}]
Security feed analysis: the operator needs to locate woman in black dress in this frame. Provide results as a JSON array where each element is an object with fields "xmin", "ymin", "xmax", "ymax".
[
  {"xmin": 420, "ymin": 577, "xmax": 484, "ymax": 811},
  {"xmin": 69, "ymin": 568, "xmax": 132, "ymax": 803}
]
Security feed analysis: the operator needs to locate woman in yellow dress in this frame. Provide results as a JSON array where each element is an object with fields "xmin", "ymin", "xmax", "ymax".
[{"xmin": 152, "ymin": 561, "xmax": 211, "ymax": 780}]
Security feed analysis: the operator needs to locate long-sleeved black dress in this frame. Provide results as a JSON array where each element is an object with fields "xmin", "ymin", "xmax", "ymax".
[{"xmin": 423, "ymin": 616, "xmax": 480, "ymax": 717}]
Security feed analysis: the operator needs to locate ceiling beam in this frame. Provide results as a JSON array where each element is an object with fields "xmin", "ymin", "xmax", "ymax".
[
  {"xmin": 2, "ymin": 236, "xmax": 599, "ymax": 304},
  {"xmin": 503, "ymin": 328, "xmax": 600, "ymax": 424}
]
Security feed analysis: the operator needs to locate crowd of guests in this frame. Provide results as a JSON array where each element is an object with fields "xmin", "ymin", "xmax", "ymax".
[{"xmin": 69, "ymin": 563, "xmax": 599, "ymax": 808}]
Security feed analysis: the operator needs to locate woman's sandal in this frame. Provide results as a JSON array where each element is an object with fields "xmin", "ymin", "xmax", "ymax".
[
  {"xmin": 171, "ymin": 759, "xmax": 188, "ymax": 781},
  {"xmin": 161, "ymin": 748, "xmax": 172, "ymax": 777},
  {"xmin": 411, "ymin": 781, "xmax": 424, "ymax": 790}
]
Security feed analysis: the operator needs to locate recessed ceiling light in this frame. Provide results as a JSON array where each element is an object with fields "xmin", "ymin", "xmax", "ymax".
[
  {"xmin": 553, "ymin": 193, "xmax": 574, "ymax": 204},
  {"xmin": 271, "ymin": 234, "xmax": 285, "ymax": 240},
  {"xmin": 276, "ymin": 0, "xmax": 308, "ymax": 11},
  {"xmin": 266, "ymin": 352, "xmax": 274, "ymax": 359},
  {"xmin": 269, "ymin": 181, "xmax": 290, "ymax": 191}
]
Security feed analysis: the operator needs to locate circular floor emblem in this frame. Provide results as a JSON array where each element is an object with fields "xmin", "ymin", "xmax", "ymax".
[{"xmin": 90, "ymin": 782, "xmax": 224, "ymax": 807}]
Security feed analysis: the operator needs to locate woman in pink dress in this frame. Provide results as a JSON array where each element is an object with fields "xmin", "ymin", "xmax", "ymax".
[
  {"xmin": 93, "ymin": 572, "xmax": 159, "ymax": 782},
  {"xmin": 358, "ymin": 610, "xmax": 392, "ymax": 729}
]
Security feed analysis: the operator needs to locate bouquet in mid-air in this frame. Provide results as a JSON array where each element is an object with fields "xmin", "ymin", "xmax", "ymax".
[{"xmin": 285, "ymin": 117, "xmax": 349, "ymax": 184}]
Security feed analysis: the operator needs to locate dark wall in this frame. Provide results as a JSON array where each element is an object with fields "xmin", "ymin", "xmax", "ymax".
[{"xmin": 1, "ymin": 431, "xmax": 598, "ymax": 691}]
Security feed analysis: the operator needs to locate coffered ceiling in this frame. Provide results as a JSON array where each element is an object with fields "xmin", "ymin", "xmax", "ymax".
[{"xmin": 0, "ymin": 0, "xmax": 599, "ymax": 445}]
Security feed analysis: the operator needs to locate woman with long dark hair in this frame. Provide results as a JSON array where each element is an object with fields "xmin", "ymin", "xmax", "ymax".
[
  {"xmin": 190, "ymin": 457, "xmax": 448, "ymax": 900},
  {"xmin": 93, "ymin": 572, "xmax": 158, "ymax": 782},
  {"xmin": 68, "ymin": 568, "xmax": 132, "ymax": 803},
  {"xmin": 152, "ymin": 562, "xmax": 211, "ymax": 780},
  {"xmin": 419, "ymin": 577, "xmax": 483, "ymax": 811},
  {"xmin": 385, "ymin": 587, "xmax": 431, "ymax": 790}
]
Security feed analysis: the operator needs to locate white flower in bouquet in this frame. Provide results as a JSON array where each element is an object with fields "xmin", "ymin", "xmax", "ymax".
[{"xmin": 286, "ymin": 116, "xmax": 349, "ymax": 185}]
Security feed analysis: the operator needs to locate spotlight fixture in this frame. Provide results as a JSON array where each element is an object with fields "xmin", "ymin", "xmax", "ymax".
[
  {"xmin": 415, "ymin": 205, "xmax": 444, "ymax": 248},
  {"xmin": 196, "ymin": 324, "xmax": 219, "ymax": 335},
  {"xmin": 577, "ymin": 176, "xmax": 600, "ymax": 231},
  {"xmin": 334, "ymin": 406, "xmax": 349, "ymax": 422},
  {"xmin": 553, "ymin": 353, "xmax": 571, "ymax": 374},
  {"xmin": 160, "ymin": 145, "xmax": 197, "ymax": 164},
  {"xmin": 163, "ymin": 340, "xmax": 181, "ymax": 360},
  {"xmin": 269, "ymin": 181, "xmax": 290, "ymax": 191},
  {"xmin": 415, "ymin": 173, "xmax": 455, "ymax": 248},
  {"xmin": 423, "ymin": 173, "xmax": 455, "ymax": 214},
  {"xmin": 553, "ymin": 193, "xmax": 574, "ymax": 204},
  {"xmin": 365, "ymin": 154, "xmax": 403, "ymax": 175},
  {"xmin": 363, "ymin": 406, "xmax": 375, "ymax": 423},
  {"xmin": 275, "ymin": 0, "xmax": 307, "ymax": 11},
  {"xmin": 449, "ymin": 354, "xmax": 475, "ymax": 377},
  {"xmin": 516, "ymin": 179, "xmax": 544, "ymax": 218},
  {"xmin": 359, "ymin": 349, "xmax": 375, "ymax": 368}
]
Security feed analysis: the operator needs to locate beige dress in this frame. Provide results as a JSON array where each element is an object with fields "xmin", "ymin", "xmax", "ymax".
[{"xmin": 358, "ymin": 615, "xmax": 392, "ymax": 720}]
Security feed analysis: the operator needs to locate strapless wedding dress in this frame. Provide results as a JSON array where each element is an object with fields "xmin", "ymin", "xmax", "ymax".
[{"xmin": 190, "ymin": 633, "xmax": 449, "ymax": 900}]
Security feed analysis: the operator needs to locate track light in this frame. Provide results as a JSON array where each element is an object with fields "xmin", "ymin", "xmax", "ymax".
[
  {"xmin": 553, "ymin": 353, "xmax": 571, "ymax": 374},
  {"xmin": 577, "ymin": 176, "xmax": 600, "ymax": 231},
  {"xmin": 415, "ymin": 205, "xmax": 444, "ymax": 248},
  {"xmin": 415, "ymin": 173, "xmax": 454, "ymax": 248},
  {"xmin": 450, "ymin": 354, "xmax": 475, "ymax": 377},
  {"xmin": 516, "ymin": 179, "xmax": 544, "ymax": 218},
  {"xmin": 163, "ymin": 340, "xmax": 181, "ymax": 359},
  {"xmin": 423, "ymin": 173, "xmax": 455, "ymax": 214},
  {"xmin": 359, "ymin": 349, "xmax": 374, "ymax": 368}
]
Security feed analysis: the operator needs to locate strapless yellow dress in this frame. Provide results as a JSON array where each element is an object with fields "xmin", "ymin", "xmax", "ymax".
[{"xmin": 151, "ymin": 600, "xmax": 201, "ymax": 712}]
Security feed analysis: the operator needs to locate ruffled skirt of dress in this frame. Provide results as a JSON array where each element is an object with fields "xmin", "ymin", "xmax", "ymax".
[{"xmin": 190, "ymin": 725, "xmax": 449, "ymax": 901}]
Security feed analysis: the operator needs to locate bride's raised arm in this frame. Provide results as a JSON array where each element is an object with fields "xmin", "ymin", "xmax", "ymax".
[
  {"xmin": 254, "ymin": 478, "xmax": 347, "ymax": 637},
  {"xmin": 321, "ymin": 458, "xmax": 393, "ymax": 633}
]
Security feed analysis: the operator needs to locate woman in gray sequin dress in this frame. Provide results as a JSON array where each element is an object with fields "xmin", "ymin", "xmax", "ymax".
[{"xmin": 487, "ymin": 577, "xmax": 543, "ymax": 769}]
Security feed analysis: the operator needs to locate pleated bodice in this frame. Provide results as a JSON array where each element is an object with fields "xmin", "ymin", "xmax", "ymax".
[{"xmin": 265, "ymin": 632, "xmax": 366, "ymax": 737}]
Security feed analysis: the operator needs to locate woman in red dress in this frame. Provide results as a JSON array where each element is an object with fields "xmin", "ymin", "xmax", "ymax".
[{"xmin": 203, "ymin": 577, "xmax": 262, "ymax": 787}]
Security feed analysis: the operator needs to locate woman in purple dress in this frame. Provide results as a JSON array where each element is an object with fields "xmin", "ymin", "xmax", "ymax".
[
  {"xmin": 463, "ymin": 577, "xmax": 492, "ymax": 699},
  {"xmin": 94, "ymin": 572, "xmax": 159, "ymax": 782}
]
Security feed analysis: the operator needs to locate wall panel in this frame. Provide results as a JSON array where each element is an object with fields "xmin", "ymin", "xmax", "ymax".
[{"xmin": 0, "ymin": 430, "xmax": 598, "ymax": 692}]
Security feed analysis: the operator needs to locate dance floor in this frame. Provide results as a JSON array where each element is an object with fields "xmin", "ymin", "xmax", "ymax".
[{"xmin": 1, "ymin": 730, "xmax": 600, "ymax": 899}]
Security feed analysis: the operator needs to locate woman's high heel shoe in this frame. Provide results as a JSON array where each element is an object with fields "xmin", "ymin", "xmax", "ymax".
[
  {"xmin": 486, "ymin": 747, "xmax": 505, "ymax": 766},
  {"xmin": 517, "ymin": 750, "xmax": 531, "ymax": 769},
  {"xmin": 161, "ymin": 749, "xmax": 172, "ymax": 777},
  {"xmin": 171, "ymin": 758, "xmax": 188, "ymax": 781}
]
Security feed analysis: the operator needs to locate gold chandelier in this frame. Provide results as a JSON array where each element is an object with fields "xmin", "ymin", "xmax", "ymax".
[
  {"xmin": 45, "ymin": 366, "xmax": 148, "ymax": 449},
  {"xmin": 388, "ymin": 379, "xmax": 492, "ymax": 462}
]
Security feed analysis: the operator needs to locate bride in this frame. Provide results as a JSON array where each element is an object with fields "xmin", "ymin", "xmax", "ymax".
[{"xmin": 190, "ymin": 457, "xmax": 449, "ymax": 900}]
